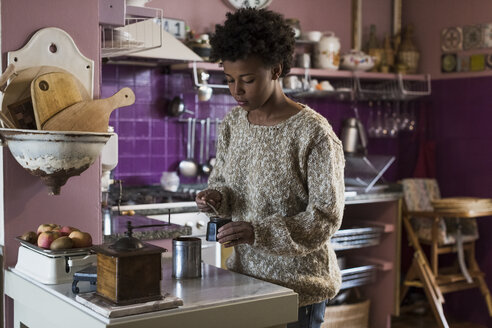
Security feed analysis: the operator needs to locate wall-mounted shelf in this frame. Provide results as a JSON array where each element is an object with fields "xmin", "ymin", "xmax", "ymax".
[
  {"xmin": 170, "ymin": 62, "xmax": 432, "ymax": 101},
  {"xmin": 100, "ymin": 2, "xmax": 163, "ymax": 58}
]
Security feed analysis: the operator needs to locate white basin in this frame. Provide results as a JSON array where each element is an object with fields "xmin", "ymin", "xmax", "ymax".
[{"xmin": 0, "ymin": 128, "xmax": 111, "ymax": 195}]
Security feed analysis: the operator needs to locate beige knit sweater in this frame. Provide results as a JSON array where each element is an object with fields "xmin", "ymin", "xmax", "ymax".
[{"xmin": 207, "ymin": 104, "xmax": 345, "ymax": 307}]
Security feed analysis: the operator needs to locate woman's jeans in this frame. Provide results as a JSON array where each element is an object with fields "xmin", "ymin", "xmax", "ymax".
[{"xmin": 287, "ymin": 301, "xmax": 326, "ymax": 328}]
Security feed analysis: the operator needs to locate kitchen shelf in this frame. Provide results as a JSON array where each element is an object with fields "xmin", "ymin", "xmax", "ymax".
[
  {"xmin": 101, "ymin": 6, "xmax": 163, "ymax": 58},
  {"xmin": 170, "ymin": 62, "xmax": 431, "ymax": 101},
  {"xmin": 332, "ymin": 221, "xmax": 388, "ymax": 251},
  {"xmin": 339, "ymin": 256, "xmax": 392, "ymax": 290}
]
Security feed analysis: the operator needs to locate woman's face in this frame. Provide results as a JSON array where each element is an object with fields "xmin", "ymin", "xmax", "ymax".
[{"xmin": 222, "ymin": 56, "xmax": 279, "ymax": 111}]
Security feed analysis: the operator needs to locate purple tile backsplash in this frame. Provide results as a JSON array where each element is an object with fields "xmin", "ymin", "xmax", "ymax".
[{"xmin": 101, "ymin": 64, "xmax": 420, "ymax": 186}]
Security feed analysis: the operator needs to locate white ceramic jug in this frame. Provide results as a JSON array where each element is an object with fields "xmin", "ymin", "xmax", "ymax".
[{"xmin": 314, "ymin": 32, "xmax": 341, "ymax": 70}]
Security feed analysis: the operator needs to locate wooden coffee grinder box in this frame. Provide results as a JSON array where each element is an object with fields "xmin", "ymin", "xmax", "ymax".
[{"xmin": 93, "ymin": 229, "xmax": 166, "ymax": 305}]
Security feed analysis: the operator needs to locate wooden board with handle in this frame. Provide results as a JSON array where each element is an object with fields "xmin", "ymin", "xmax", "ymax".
[
  {"xmin": 31, "ymin": 72, "xmax": 87, "ymax": 129},
  {"xmin": 1, "ymin": 66, "xmax": 89, "ymax": 129},
  {"xmin": 42, "ymin": 87, "xmax": 135, "ymax": 132}
]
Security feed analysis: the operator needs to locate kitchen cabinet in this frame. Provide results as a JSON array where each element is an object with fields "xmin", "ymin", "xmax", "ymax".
[
  {"xmin": 5, "ymin": 256, "xmax": 297, "ymax": 328},
  {"xmin": 342, "ymin": 193, "xmax": 402, "ymax": 328}
]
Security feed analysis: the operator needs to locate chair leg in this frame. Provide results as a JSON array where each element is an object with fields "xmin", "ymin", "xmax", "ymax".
[
  {"xmin": 431, "ymin": 218, "xmax": 440, "ymax": 275},
  {"xmin": 467, "ymin": 243, "xmax": 492, "ymax": 316},
  {"xmin": 401, "ymin": 262, "xmax": 418, "ymax": 304},
  {"xmin": 403, "ymin": 214, "xmax": 448, "ymax": 327},
  {"xmin": 414, "ymin": 251, "xmax": 449, "ymax": 328}
]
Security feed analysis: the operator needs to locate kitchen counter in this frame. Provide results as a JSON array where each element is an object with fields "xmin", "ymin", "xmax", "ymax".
[
  {"xmin": 112, "ymin": 190, "xmax": 403, "ymax": 216},
  {"xmin": 103, "ymin": 214, "xmax": 192, "ymax": 244},
  {"xmin": 5, "ymin": 256, "xmax": 298, "ymax": 328}
]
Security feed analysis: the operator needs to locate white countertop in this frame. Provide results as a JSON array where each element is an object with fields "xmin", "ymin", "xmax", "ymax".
[{"xmin": 5, "ymin": 255, "xmax": 298, "ymax": 328}]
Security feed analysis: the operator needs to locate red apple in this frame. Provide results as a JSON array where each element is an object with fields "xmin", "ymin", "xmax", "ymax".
[
  {"xmin": 69, "ymin": 231, "xmax": 92, "ymax": 248},
  {"xmin": 37, "ymin": 223, "xmax": 61, "ymax": 235},
  {"xmin": 37, "ymin": 231, "xmax": 61, "ymax": 249},
  {"xmin": 60, "ymin": 226, "xmax": 80, "ymax": 236}
]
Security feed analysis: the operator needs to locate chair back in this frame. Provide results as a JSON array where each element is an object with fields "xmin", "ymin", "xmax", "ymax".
[
  {"xmin": 401, "ymin": 178, "xmax": 441, "ymax": 212},
  {"xmin": 401, "ymin": 178, "xmax": 478, "ymax": 245}
]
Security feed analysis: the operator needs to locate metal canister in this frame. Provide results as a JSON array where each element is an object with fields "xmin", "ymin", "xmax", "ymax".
[{"xmin": 172, "ymin": 237, "xmax": 202, "ymax": 279}]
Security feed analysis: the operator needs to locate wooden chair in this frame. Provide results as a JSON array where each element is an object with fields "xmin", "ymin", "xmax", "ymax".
[{"xmin": 400, "ymin": 178, "xmax": 492, "ymax": 328}]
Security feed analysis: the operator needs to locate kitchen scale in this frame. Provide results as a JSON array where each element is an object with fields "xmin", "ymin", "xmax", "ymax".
[{"xmin": 15, "ymin": 237, "xmax": 96, "ymax": 285}]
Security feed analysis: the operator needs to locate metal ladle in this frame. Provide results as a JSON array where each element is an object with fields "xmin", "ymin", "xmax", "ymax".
[
  {"xmin": 178, "ymin": 118, "xmax": 198, "ymax": 177},
  {"xmin": 168, "ymin": 96, "xmax": 194, "ymax": 117},
  {"xmin": 200, "ymin": 119, "xmax": 212, "ymax": 176}
]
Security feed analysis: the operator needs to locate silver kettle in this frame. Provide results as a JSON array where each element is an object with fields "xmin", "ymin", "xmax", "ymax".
[{"xmin": 340, "ymin": 118, "xmax": 368, "ymax": 155}]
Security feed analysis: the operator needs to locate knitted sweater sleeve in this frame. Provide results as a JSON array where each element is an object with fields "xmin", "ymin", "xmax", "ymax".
[{"xmin": 252, "ymin": 134, "xmax": 345, "ymax": 256}]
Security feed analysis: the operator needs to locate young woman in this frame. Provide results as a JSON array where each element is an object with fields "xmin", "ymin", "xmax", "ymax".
[{"xmin": 195, "ymin": 8, "xmax": 345, "ymax": 328}]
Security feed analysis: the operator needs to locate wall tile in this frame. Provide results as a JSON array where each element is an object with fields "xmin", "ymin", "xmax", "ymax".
[{"xmin": 102, "ymin": 64, "xmax": 419, "ymax": 186}]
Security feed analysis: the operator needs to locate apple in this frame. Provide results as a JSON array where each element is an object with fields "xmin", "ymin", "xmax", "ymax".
[
  {"xmin": 69, "ymin": 231, "xmax": 92, "ymax": 248},
  {"xmin": 60, "ymin": 226, "xmax": 80, "ymax": 236},
  {"xmin": 37, "ymin": 231, "xmax": 61, "ymax": 249},
  {"xmin": 37, "ymin": 223, "xmax": 61, "ymax": 235}
]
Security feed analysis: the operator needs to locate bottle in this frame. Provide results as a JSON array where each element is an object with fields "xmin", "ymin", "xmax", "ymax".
[
  {"xmin": 366, "ymin": 25, "xmax": 383, "ymax": 72},
  {"xmin": 397, "ymin": 25, "xmax": 420, "ymax": 74}
]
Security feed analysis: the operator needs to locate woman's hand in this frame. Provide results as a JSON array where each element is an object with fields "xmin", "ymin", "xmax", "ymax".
[
  {"xmin": 217, "ymin": 221, "xmax": 254, "ymax": 248},
  {"xmin": 195, "ymin": 189, "xmax": 222, "ymax": 213}
]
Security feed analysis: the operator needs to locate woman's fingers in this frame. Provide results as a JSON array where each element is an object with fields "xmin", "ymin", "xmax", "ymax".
[
  {"xmin": 195, "ymin": 190, "xmax": 221, "ymax": 213},
  {"xmin": 217, "ymin": 221, "xmax": 254, "ymax": 246}
]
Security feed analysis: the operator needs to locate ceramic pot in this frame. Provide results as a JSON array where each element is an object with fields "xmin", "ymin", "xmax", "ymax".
[
  {"xmin": 314, "ymin": 32, "xmax": 341, "ymax": 70},
  {"xmin": 340, "ymin": 50, "xmax": 375, "ymax": 72}
]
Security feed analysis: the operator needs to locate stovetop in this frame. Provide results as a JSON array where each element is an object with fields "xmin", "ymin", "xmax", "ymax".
[{"xmin": 105, "ymin": 183, "xmax": 207, "ymax": 206}]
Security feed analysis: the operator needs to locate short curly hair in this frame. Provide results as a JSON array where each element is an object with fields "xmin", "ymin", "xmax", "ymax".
[{"xmin": 210, "ymin": 8, "xmax": 295, "ymax": 77}]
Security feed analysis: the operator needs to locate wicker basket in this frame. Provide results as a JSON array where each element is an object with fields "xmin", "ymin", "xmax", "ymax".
[{"xmin": 322, "ymin": 299, "xmax": 370, "ymax": 328}]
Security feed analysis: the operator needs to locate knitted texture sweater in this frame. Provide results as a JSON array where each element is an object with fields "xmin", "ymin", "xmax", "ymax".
[{"xmin": 208, "ymin": 105, "xmax": 345, "ymax": 307}]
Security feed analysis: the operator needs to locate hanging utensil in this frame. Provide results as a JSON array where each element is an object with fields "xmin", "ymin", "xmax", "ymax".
[
  {"xmin": 178, "ymin": 118, "xmax": 198, "ymax": 177},
  {"xmin": 208, "ymin": 118, "xmax": 219, "ymax": 167},
  {"xmin": 197, "ymin": 70, "xmax": 212, "ymax": 102},
  {"xmin": 168, "ymin": 96, "xmax": 194, "ymax": 117},
  {"xmin": 200, "ymin": 119, "xmax": 212, "ymax": 176},
  {"xmin": 202, "ymin": 118, "xmax": 213, "ymax": 175}
]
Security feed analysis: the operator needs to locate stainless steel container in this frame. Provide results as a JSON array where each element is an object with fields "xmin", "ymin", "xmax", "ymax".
[{"xmin": 172, "ymin": 237, "xmax": 202, "ymax": 279}]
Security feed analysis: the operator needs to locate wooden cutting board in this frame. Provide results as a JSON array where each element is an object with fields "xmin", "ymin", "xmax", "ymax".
[
  {"xmin": 31, "ymin": 71, "xmax": 87, "ymax": 129},
  {"xmin": 42, "ymin": 87, "xmax": 135, "ymax": 132},
  {"xmin": 1, "ymin": 66, "xmax": 89, "ymax": 129},
  {"xmin": 75, "ymin": 292, "xmax": 183, "ymax": 318}
]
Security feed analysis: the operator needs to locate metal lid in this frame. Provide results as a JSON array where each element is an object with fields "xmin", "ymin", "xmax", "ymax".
[{"xmin": 109, "ymin": 236, "xmax": 145, "ymax": 251}]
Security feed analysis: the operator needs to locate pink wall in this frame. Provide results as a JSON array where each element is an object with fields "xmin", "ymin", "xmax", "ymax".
[
  {"xmin": 403, "ymin": 0, "xmax": 492, "ymax": 79},
  {"xmin": 1, "ymin": 0, "xmax": 102, "ymax": 271},
  {"xmin": 150, "ymin": 0, "xmax": 392, "ymax": 54}
]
